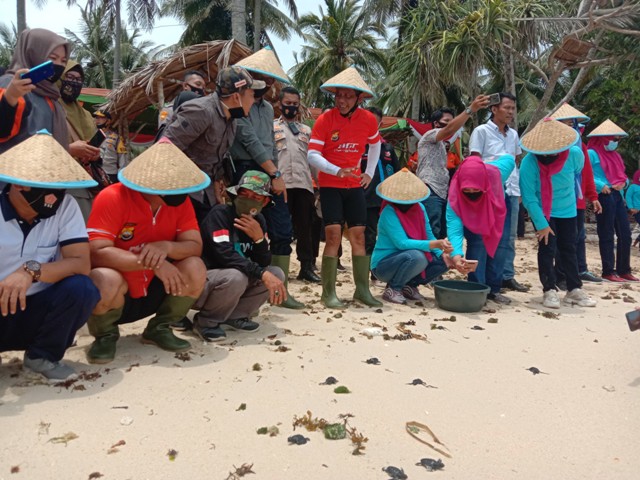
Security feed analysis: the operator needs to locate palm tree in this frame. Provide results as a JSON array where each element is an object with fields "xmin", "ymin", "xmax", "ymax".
[
  {"xmin": 16, "ymin": 0, "xmax": 46, "ymax": 34},
  {"xmin": 231, "ymin": 0, "xmax": 247, "ymax": 44},
  {"xmin": 291, "ymin": 0, "xmax": 386, "ymax": 108},
  {"xmin": 0, "ymin": 22, "xmax": 19, "ymax": 67}
]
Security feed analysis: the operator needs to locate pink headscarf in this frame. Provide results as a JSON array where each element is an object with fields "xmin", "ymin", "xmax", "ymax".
[
  {"xmin": 448, "ymin": 156, "xmax": 506, "ymax": 257},
  {"xmin": 587, "ymin": 136, "xmax": 627, "ymax": 186},
  {"xmin": 632, "ymin": 170, "xmax": 640, "ymax": 186},
  {"xmin": 537, "ymin": 150, "xmax": 569, "ymax": 220}
]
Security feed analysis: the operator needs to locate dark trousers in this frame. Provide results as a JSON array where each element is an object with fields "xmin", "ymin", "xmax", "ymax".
[
  {"xmin": 517, "ymin": 202, "xmax": 526, "ymax": 237},
  {"xmin": 556, "ymin": 208, "xmax": 588, "ymax": 282},
  {"xmin": 365, "ymin": 206, "xmax": 381, "ymax": 256},
  {"xmin": 0, "ymin": 275, "xmax": 100, "ymax": 362},
  {"xmin": 423, "ymin": 192, "xmax": 447, "ymax": 239},
  {"xmin": 539, "ymin": 217, "xmax": 581, "ymax": 292},
  {"xmin": 287, "ymin": 188, "xmax": 319, "ymax": 262},
  {"xmin": 233, "ymin": 161, "xmax": 293, "ymax": 256},
  {"xmin": 596, "ymin": 191, "xmax": 632, "ymax": 276}
]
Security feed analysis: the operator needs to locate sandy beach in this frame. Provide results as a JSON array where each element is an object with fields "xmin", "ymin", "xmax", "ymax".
[{"xmin": 1, "ymin": 234, "xmax": 639, "ymax": 480}]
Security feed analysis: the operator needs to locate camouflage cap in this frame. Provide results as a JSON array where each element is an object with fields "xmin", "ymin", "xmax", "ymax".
[
  {"xmin": 227, "ymin": 170, "xmax": 272, "ymax": 197},
  {"xmin": 216, "ymin": 66, "xmax": 266, "ymax": 95}
]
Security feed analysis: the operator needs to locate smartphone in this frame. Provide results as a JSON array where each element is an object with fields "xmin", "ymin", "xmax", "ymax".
[
  {"xmin": 20, "ymin": 60, "xmax": 55, "ymax": 84},
  {"xmin": 625, "ymin": 309, "xmax": 640, "ymax": 332},
  {"xmin": 487, "ymin": 93, "xmax": 502, "ymax": 107},
  {"xmin": 89, "ymin": 129, "xmax": 106, "ymax": 148},
  {"xmin": 465, "ymin": 260, "xmax": 479, "ymax": 272}
]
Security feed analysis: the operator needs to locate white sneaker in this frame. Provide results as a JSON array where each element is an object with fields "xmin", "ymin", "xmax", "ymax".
[
  {"xmin": 543, "ymin": 290, "xmax": 560, "ymax": 309},
  {"xmin": 563, "ymin": 288, "xmax": 597, "ymax": 307}
]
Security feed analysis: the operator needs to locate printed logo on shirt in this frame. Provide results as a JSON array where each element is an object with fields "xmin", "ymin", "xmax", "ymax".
[
  {"xmin": 119, "ymin": 223, "xmax": 136, "ymax": 241},
  {"xmin": 336, "ymin": 142, "xmax": 359, "ymax": 154},
  {"xmin": 331, "ymin": 130, "xmax": 340, "ymax": 142},
  {"xmin": 213, "ymin": 229, "xmax": 230, "ymax": 243}
]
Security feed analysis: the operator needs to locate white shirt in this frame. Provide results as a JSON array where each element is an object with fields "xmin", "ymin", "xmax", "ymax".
[
  {"xmin": 0, "ymin": 190, "xmax": 88, "ymax": 296},
  {"xmin": 469, "ymin": 120, "xmax": 522, "ymax": 196}
]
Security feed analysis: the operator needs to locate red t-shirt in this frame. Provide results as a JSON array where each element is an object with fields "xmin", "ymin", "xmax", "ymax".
[
  {"xmin": 309, "ymin": 107, "xmax": 381, "ymax": 188},
  {"xmin": 87, "ymin": 183, "xmax": 199, "ymax": 298}
]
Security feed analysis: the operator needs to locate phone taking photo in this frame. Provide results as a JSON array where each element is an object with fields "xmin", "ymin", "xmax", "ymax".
[
  {"xmin": 20, "ymin": 60, "xmax": 55, "ymax": 85},
  {"xmin": 625, "ymin": 309, "xmax": 640, "ymax": 332},
  {"xmin": 487, "ymin": 93, "xmax": 502, "ymax": 107},
  {"xmin": 89, "ymin": 129, "xmax": 106, "ymax": 148}
]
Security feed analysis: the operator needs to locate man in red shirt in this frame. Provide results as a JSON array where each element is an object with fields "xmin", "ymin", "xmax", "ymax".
[
  {"xmin": 307, "ymin": 67, "xmax": 383, "ymax": 308},
  {"xmin": 85, "ymin": 138, "xmax": 208, "ymax": 364}
]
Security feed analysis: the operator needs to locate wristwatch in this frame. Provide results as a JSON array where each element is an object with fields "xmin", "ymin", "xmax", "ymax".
[
  {"xmin": 464, "ymin": 106, "xmax": 473, "ymax": 115},
  {"xmin": 269, "ymin": 170, "xmax": 282, "ymax": 180},
  {"xmin": 23, "ymin": 260, "xmax": 42, "ymax": 282}
]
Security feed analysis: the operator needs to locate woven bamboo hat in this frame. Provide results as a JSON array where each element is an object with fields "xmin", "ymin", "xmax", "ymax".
[
  {"xmin": 0, "ymin": 130, "xmax": 97, "ymax": 189},
  {"xmin": 320, "ymin": 67, "xmax": 374, "ymax": 98},
  {"xmin": 235, "ymin": 47, "xmax": 290, "ymax": 84},
  {"xmin": 118, "ymin": 138, "xmax": 211, "ymax": 194},
  {"xmin": 376, "ymin": 168, "xmax": 429, "ymax": 204},
  {"xmin": 549, "ymin": 103, "xmax": 590, "ymax": 123},
  {"xmin": 587, "ymin": 119, "xmax": 628, "ymax": 138},
  {"xmin": 520, "ymin": 118, "xmax": 579, "ymax": 154}
]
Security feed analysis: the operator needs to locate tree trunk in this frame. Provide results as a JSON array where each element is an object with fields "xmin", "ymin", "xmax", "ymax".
[
  {"xmin": 525, "ymin": 62, "xmax": 567, "ymax": 134},
  {"xmin": 503, "ymin": 42, "xmax": 517, "ymax": 128},
  {"xmin": 231, "ymin": 0, "xmax": 247, "ymax": 45},
  {"xmin": 113, "ymin": 0, "xmax": 122, "ymax": 87},
  {"xmin": 253, "ymin": 0, "xmax": 262, "ymax": 50},
  {"xmin": 17, "ymin": 0, "xmax": 26, "ymax": 34}
]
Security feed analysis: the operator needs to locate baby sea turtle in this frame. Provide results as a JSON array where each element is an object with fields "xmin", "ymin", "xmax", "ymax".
[
  {"xmin": 416, "ymin": 458, "xmax": 445, "ymax": 471},
  {"xmin": 287, "ymin": 434, "xmax": 310, "ymax": 445},
  {"xmin": 470, "ymin": 325, "xmax": 485, "ymax": 331},
  {"xmin": 407, "ymin": 378, "xmax": 438, "ymax": 388},
  {"xmin": 526, "ymin": 367, "xmax": 549, "ymax": 375},
  {"xmin": 365, "ymin": 357, "xmax": 381, "ymax": 365},
  {"xmin": 382, "ymin": 466, "xmax": 407, "ymax": 479},
  {"xmin": 320, "ymin": 376, "xmax": 338, "ymax": 385}
]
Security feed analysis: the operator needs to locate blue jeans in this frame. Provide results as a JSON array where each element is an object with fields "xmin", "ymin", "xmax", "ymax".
[
  {"xmin": 262, "ymin": 192, "xmax": 294, "ymax": 255},
  {"xmin": 465, "ymin": 228, "xmax": 506, "ymax": 294},
  {"xmin": 373, "ymin": 250, "xmax": 447, "ymax": 290},
  {"xmin": 501, "ymin": 194, "xmax": 519, "ymax": 280},
  {"xmin": 596, "ymin": 191, "xmax": 632, "ymax": 275},
  {"xmin": 423, "ymin": 193, "xmax": 447, "ymax": 239}
]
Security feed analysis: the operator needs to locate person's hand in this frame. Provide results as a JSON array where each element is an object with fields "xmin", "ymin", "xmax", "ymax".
[
  {"xmin": 536, "ymin": 226, "xmax": 555, "ymax": 245},
  {"xmin": 452, "ymin": 255, "xmax": 472, "ymax": 274},
  {"xmin": 337, "ymin": 168, "xmax": 360, "ymax": 180},
  {"xmin": 234, "ymin": 214, "xmax": 264, "ymax": 242},
  {"xmin": 593, "ymin": 200, "xmax": 603, "ymax": 214},
  {"xmin": 612, "ymin": 183, "xmax": 625, "ymax": 191},
  {"xmin": 135, "ymin": 241, "xmax": 172, "ymax": 269},
  {"xmin": 154, "ymin": 261, "xmax": 187, "ymax": 296},
  {"xmin": 271, "ymin": 176, "xmax": 286, "ymax": 198},
  {"xmin": 470, "ymin": 94, "xmax": 490, "ymax": 113},
  {"xmin": 3, "ymin": 69, "xmax": 35, "ymax": 107},
  {"xmin": 0, "ymin": 268, "xmax": 33, "ymax": 316},
  {"xmin": 261, "ymin": 270, "xmax": 287, "ymax": 305},
  {"xmin": 360, "ymin": 173, "xmax": 372, "ymax": 189},
  {"xmin": 441, "ymin": 252, "xmax": 454, "ymax": 269},
  {"xmin": 601, "ymin": 185, "xmax": 611, "ymax": 194},
  {"xmin": 69, "ymin": 141, "xmax": 101, "ymax": 162},
  {"xmin": 434, "ymin": 238, "xmax": 453, "ymax": 253},
  {"xmin": 630, "ymin": 208, "xmax": 638, "ymax": 215}
]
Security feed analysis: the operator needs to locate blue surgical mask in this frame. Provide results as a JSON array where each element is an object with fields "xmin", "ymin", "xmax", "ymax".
[{"xmin": 604, "ymin": 140, "xmax": 619, "ymax": 151}]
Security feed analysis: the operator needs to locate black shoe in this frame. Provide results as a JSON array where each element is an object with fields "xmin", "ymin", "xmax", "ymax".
[
  {"xmin": 337, "ymin": 260, "xmax": 346, "ymax": 271},
  {"xmin": 556, "ymin": 280, "xmax": 567, "ymax": 291},
  {"xmin": 195, "ymin": 325, "xmax": 226, "ymax": 343},
  {"xmin": 579, "ymin": 271, "xmax": 602, "ymax": 283},
  {"xmin": 298, "ymin": 261, "xmax": 321, "ymax": 283},
  {"xmin": 223, "ymin": 317, "xmax": 260, "ymax": 332},
  {"xmin": 502, "ymin": 278, "xmax": 530, "ymax": 292},
  {"xmin": 169, "ymin": 317, "xmax": 193, "ymax": 332},
  {"xmin": 488, "ymin": 292, "xmax": 512, "ymax": 305}
]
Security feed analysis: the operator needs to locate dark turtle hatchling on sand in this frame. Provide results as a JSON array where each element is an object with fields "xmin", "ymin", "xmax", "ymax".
[
  {"xmin": 365, "ymin": 357, "xmax": 381, "ymax": 365},
  {"xmin": 320, "ymin": 376, "xmax": 338, "ymax": 385},
  {"xmin": 287, "ymin": 434, "xmax": 310, "ymax": 445},
  {"xmin": 416, "ymin": 458, "xmax": 445, "ymax": 471},
  {"xmin": 382, "ymin": 466, "xmax": 407, "ymax": 479}
]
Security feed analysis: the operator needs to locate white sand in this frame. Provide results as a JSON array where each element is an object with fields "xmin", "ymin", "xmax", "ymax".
[{"xmin": 1, "ymin": 236, "xmax": 639, "ymax": 479}]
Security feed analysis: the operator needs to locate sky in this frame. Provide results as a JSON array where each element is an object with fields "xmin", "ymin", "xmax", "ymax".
[{"xmin": 3, "ymin": 0, "xmax": 326, "ymax": 72}]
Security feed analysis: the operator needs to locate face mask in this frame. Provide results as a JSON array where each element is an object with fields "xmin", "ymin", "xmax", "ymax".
[
  {"xmin": 282, "ymin": 105, "xmax": 299, "ymax": 119},
  {"xmin": 161, "ymin": 194, "xmax": 188, "ymax": 207},
  {"xmin": 222, "ymin": 100, "xmax": 246, "ymax": 119},
  {"xmin": 21, "ymin": 187, "xmax": 66, "ymax": 218},
  {"xmin": 463, "ymin": 191, "xmax": 483, "ymax": 202},
  {"xmin": 234, "ymin": 196, "xmax": 265, "ymax": 217},
  {"xmin": 604, "ymin": 141, "xmax": 619, "ymax": 151},
  {"xmin": 254, "ymin": 87, "xmax": 269, "ymax": 98},
  {"xmin": 48, "ymin": 64, "xmax": 65, "ymax": 83},
  {"xmin": 537, "ymin": 154, "xmax": 559, "ymax": 165},
  {"xmin": 188, "ymin": 85, "xmax": 205, "ymax": 96},
  {"xmin": 394, "ymin": 203, "xmax": 413, "ymax": 213},
  {"xmin": 60, "ymin": 80, "xmax": 83, "ymax": 102}
]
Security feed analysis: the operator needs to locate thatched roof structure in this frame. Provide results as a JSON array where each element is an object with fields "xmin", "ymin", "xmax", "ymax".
[{"xmin": 104, "ymin": 39, "xmax": 253, "ymax": 125}]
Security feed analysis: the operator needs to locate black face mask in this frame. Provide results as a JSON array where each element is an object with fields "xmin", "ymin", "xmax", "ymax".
[
  {"xmin": 48, "ymin": 64, "xmax": 65, "ymax": 83},
  {"xmin": 60, "ymin": 80, "xmax": 83, "ymax": 102},
  {"xmin": 187, "ymin": 85, "xmax": 205, "ymax": 96},
  {"xmin": 282, "ymin": 105, "xmax": 299, "ymax": 119},
  {"xmin": 394, "ymin": 203, "xmax": 413, "ymax": 213},
  {"xmin": 21, "ymin": 187, "xmax": 66, "ymax": 218},
  {"xmin": 228, "ymin": 106, "xmax": 246, "ymax": 119},
  {"xmin": 161, "ymin": 194, "xmax": 188, "ymax": 207},
  {"xmin": 463, "ymin": 191, "xmax": 483, "ymax": 202},
  {"xmin": 254, "ymin": 87, "xmax": 269, "ymax": 98},
  {"xmin": 537, "ymin": 154, "xmax": 559, "ymax": 166}
]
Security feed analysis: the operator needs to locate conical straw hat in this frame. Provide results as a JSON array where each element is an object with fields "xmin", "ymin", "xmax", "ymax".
[
  {"xmin": 376, "ymin": 168, "xmax": 429, "ymax": 204},
  {"xmin": 520, "ymin": 118, "xmax": 579, "ymax": 154},
  {"xmin": 587, "ymin": 119, "xmax": 628, "ymax": 138},
  {"xmin": 549, "ymin": 103, "xmax": 590, "ymax": 123},
  {"xmin": 118, "ymin": 138, "xmax": 211, "ymax": 194},
  {"xmin": 235, "ymin": 47, "xmax": 290, "ymax": 84},
  {"xmin": 0, "ymin": 130, "xmax": 97, "ymax": 188},
  {"xmin": 321, "ymin": 67, "xmax": 374, "ymax": 98}
]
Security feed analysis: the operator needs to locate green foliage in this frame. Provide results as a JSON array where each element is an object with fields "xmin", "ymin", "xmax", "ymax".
[{"xmin": 0, "ymin": 22, "xmax": 18, "ymax": 68}]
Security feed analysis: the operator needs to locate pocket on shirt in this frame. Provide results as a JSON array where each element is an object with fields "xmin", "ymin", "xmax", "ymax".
[{"xmin": 35, "ymin": 245, "xmax": 60, "ymax": 263}]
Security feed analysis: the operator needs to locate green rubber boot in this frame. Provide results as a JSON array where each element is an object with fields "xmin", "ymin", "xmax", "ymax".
[
  {"xmin": 87, "ymin": 307, "xmax": 123, "ymax": 364},
  {"xmin": 321, "ymin": 256, "xmax": 346, "ymax": 309},
  {"xmin": 141, "ymin": 296, "xmax": 193, "ymax": 352},
  {"xmin": 271, "ymin": 255, "xmax": 306, "ymax": 309},
  {"xmin": 352, "ymin": 255, "xmax": 383, "ymax": 307}
]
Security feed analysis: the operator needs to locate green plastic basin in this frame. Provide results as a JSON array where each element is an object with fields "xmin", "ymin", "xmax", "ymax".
[{"xmin": 433, "ymin": 280, "xmax": 490, "ymax": 313}]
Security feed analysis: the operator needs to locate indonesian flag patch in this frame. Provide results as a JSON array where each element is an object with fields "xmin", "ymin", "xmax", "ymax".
[{"xmin": 213, "ymin": 229, "xmax": 230, "ymax": 243}]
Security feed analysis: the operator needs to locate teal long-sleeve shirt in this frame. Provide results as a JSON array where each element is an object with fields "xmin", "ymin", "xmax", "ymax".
[
  {"xmin": 446, "ymin": 154, "xmax": 515, "ymax": 257},
  {"xmin": 371, "ymin": 202, "xmax": 442, "ymax": 269},
  {"xmin": 626, "ymin": 184, "xmax": 640, "ymax": 210},
  {"xmin": 520, "ymin": 146, "xmax": 584, "ymax": 231}
]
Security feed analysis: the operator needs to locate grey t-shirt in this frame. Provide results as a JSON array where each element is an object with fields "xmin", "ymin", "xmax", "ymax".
[{"xmin": 416, "ymin": 129, "xmax": 450, "ymax": 199}]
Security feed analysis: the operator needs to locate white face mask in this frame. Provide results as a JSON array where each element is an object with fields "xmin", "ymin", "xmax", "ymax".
[{"xmin": 604, "ymin": 140, "xmax": 619, "ymax": 151}]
